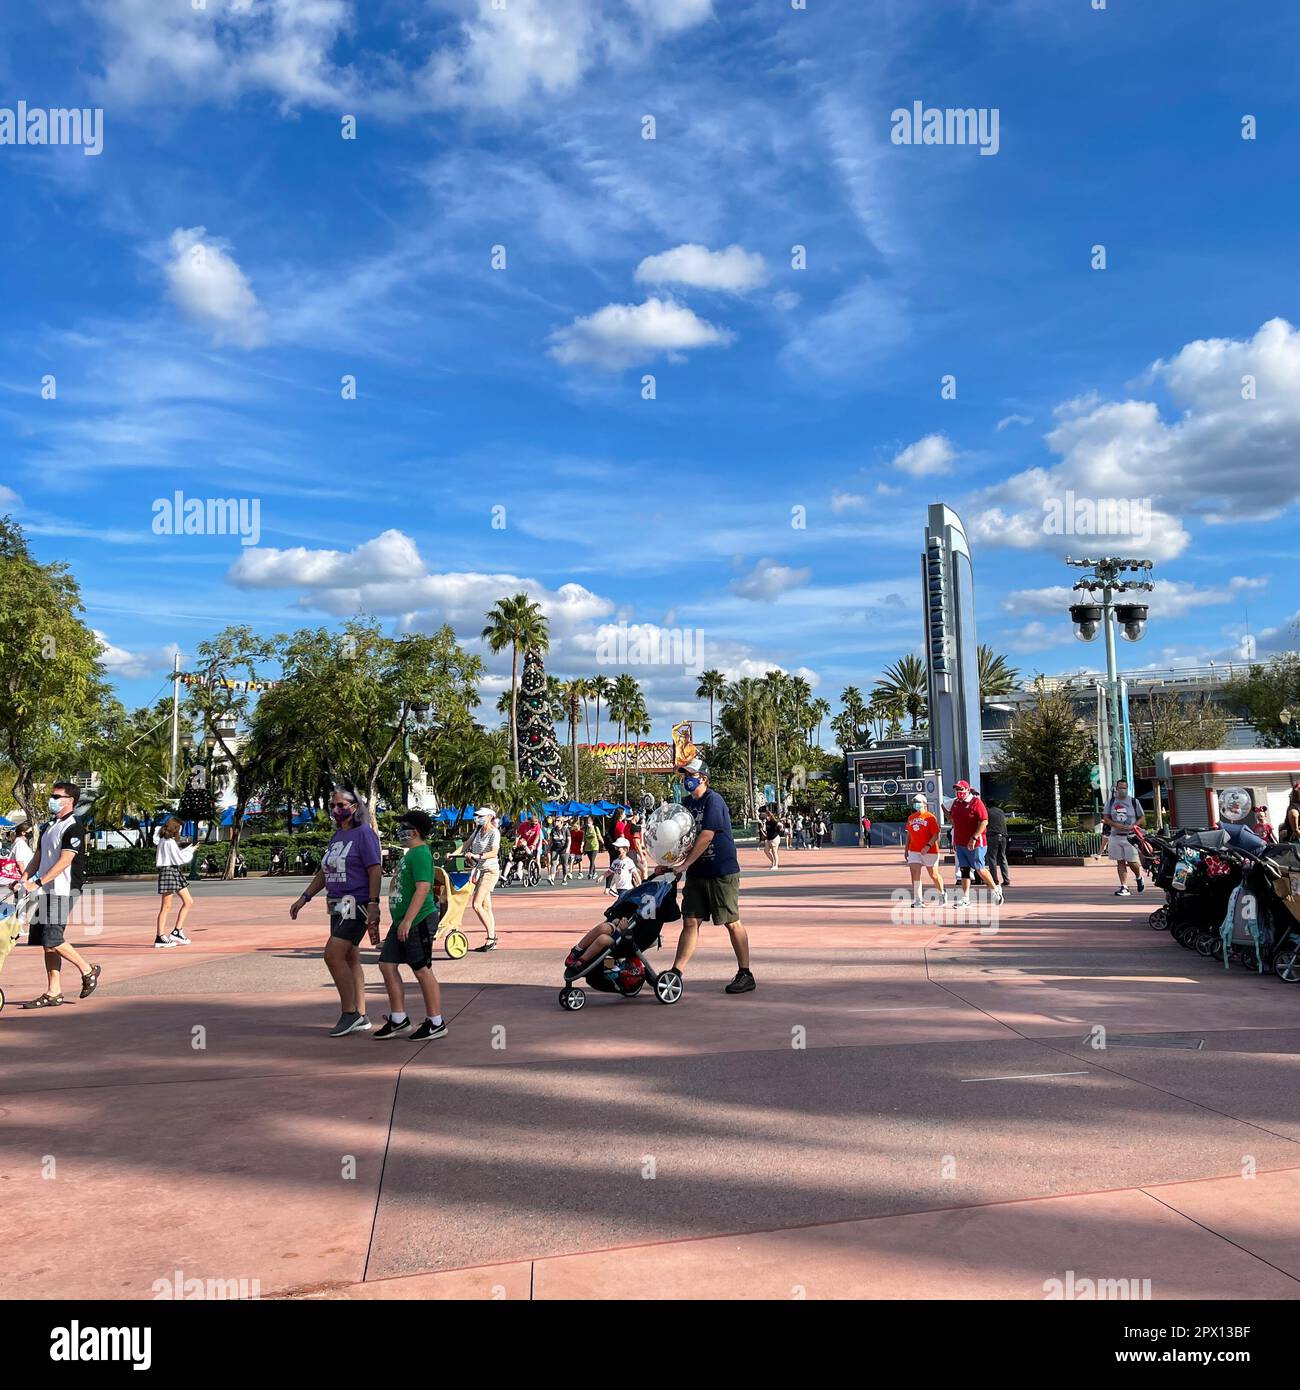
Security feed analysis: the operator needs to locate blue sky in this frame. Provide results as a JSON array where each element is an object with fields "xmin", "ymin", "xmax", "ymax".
[{"xmin": 3, "ymin": 0, "xmax": 1300, "ymax": 737}]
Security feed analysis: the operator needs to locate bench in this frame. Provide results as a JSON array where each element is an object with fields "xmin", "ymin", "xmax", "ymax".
[{"xmin": 1006, "ymin": 833, "xmax": 1040, "ymax": 863}]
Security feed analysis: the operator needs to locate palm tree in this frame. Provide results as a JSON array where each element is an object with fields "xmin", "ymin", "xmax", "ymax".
[
  {"xmin": 978, "ymin": 644, "xmax": 1021, "ymax": 699},
  {"xmin": 589, "ymin": 675, "xmax": 613, "ymax": 746},
  {"xmin": 695, "ymin": 669, "xmax": 727, "ymax": 744},
  {"xmin": 721, "ymin": 677, "xmax": 764, "ymax": 817},
  {"xmin": 761, "ymin": 669, "xmax": 788, "ymax": 803},
  {"xmin": 810, "ymin": 697, "xmax": 831, "ymax": 747},
  {"xmin": 626, "ymin": 708, "xmax": 651, "ymax": 805},
  {"xmin": 562, "ymin": 678, "xmax": 587, "ymax": 798},
  {"xmin": 873, "ymin": 654, "xmax": 928, "ymax": 732},
  {"xmin": 482, "ymin": 593, "xmax": 549, "ymax": 779},
  {"xmin": 608, "ymin": 673, "xmax": 643, "ymax": 803}
]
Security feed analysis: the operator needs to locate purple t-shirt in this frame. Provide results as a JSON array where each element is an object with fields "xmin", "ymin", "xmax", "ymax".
[{"xmin": 321, "ymin": 825, "xmax": 382, "ymax": 900}]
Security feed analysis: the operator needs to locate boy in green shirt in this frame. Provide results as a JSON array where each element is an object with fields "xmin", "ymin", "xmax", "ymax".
[{"xmin": 375, "ymin": 810, "xmax": 447, "ymax": 1041}]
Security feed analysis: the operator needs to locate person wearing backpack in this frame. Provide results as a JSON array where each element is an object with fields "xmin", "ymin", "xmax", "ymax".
[
  {"xmin": 1102, "ymin": 778, "xmax": 1146, "ymax": 897},
  {"xmin": 11, "ymin": 781, "xmax": 101, "ymax": 1008}
]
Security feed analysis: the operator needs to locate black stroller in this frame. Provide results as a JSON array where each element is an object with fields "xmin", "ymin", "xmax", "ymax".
[{"xmin": 558, "ymin": 872, "xmax": 684, "ymax": 1010}]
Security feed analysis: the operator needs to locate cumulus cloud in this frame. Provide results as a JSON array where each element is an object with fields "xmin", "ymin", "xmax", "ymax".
[
  {"xmin": 91, "ymin": 0, "xmax": 713, "ymax": 114},
  {"xmin": 95, "ymin": 632, "xmax": 181, "ymax": 680},
  {"xmin": 634, "ymin": 243, "xmax": 767, "ymax": 293},
  {"xmin": 163, "ymin": 226, "xmax": 266, "ymax": 349},
  {"xmin": 1003, "ymin": 576, "xmax": 1266, "ymax": 621},
  {"xmin": 227, "ymin": 529, "xmax": 615, "ymax": 633},
  {"xmin": 548, "ymin": 296, "xmax": 733, "ymax": 370},
  {"xmin": 730, "ymin": 557, "xmax": 812, "ymax": 602},
  {"xmin": 970, "ymin": 319, "xmax": 1300, "ymax": 558},
  {"xmin": 891, "ymin": 433, "xmax": 955, "ymax": 477}
]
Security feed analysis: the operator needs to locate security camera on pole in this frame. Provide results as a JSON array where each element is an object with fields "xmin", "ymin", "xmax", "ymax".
[{"xmin": 1066, "ymin": 556, "xmax": 1154, "ymax": 799}]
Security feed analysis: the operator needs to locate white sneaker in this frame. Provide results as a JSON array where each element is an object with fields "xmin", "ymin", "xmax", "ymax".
[
  {"xmin": 992, "ymin": 888, "xmax": 1003, "ymax": 906},
  {"xmin": 170, "ymin": 928, "xmax": 191, "ymax": 944},
  {"xmin": 1115, "ymin": 887, "xmax": 1132, "ymax": 897},
  {"xmin": 153, "ymin": 935, "xmax": 176, "ymax": 949},
  {"xmin": 956, "ymin": 897, "xmax": 970, "ymax": 908}
]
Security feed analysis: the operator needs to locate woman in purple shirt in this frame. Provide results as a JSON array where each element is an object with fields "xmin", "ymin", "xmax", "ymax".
[{"xmin": 290, "ymin": 785, "xmax": 383, "ymax": 1036}]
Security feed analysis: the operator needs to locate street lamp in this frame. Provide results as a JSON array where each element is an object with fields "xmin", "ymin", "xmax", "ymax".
[{"xmin": 1066, "ymin": 556, "xmax": 1155, "ymax": 795}]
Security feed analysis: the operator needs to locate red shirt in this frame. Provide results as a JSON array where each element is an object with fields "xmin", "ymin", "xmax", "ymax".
[
  {"xmin": 517, "ymin": 821, "xmax": 540, "ymax": 849},
  {"xmin": 568, "ymin": 826, "xmax": 583, "ymax": 855},
  {"xmin": 948, "ymin": 795, "xmax": 988, "ymax": 848},
  {"xmin": 614, "ymin": 818, "xmax": 627, "ymax": 841}
]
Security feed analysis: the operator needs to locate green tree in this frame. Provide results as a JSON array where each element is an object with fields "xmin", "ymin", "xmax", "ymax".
[
  {"xmin": 872, "ymin": 655, "xmax": 928, "ymax": 732},
  {"xmin": 0, "ymin": 517, "xmax": 113, "ymax": 827},
  {"xmin": 695, "ymin": 668, "xmax": 727, "ymax": 743},
  {"xmin": 1133, "ymin": 694, "xmax": 1231, "ymax": 770},
  {"xmin": 993, "ymin": 682, "xmax": 1094, "ymax": 822},
  {"xmin": 588, "ymin": 674, "xmax": 613, "ymax": 745},
  {"xmin": 1223, "ymin": 651, "xmax": 1300, "ymax": 747},
  {"xmin": 481, "ymin": 594, "xmax": 549, "ymax": 779},
  {"xmin": 978, "ymin": 645, "xmax": 1021, "ymax": 699}
]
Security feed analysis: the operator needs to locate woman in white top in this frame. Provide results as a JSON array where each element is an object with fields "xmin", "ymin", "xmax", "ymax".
[
  {"xmin": 155, "ymin": 817, "xmax": 198, "ymax": 947},
  {"xmin": 462, "ymin": 806, "xmax": 501, "ymax": 951}
]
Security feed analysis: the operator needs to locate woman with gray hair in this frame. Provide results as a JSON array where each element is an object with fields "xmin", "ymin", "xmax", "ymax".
[{"xmin": 289, "ymin": 785, "xmax": 383, "ymax": 1035}]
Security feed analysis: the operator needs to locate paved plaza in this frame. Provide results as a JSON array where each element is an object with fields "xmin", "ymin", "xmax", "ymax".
[{"xmin": 3, "ymin": 846, "xmax": 1298, "ymax": 1301}]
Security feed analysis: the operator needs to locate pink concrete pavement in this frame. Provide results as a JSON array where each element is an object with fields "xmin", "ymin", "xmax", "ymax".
[{"xmin": 2, "ymin": 845, "xmax": 1297, "ymax": 1300}]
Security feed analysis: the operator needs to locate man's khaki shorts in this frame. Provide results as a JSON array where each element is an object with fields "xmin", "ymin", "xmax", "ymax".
[{"xmin": 682, "ymin": 873, "xmax": 741, "ymax": 926}]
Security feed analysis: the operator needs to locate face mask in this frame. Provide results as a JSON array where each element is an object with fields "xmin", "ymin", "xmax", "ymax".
[
  {"xmin": 683, "ymin": 776, "xmax": 702, "ymax": 793},
  {"xmin": 957, "ymin": 791, "xmax": 971, "ymax": 803},
  {"xmin": 912, "ymin": 800, "xmax": 926, "ymax": 812},
  {"xmin": 49, "ymin": 797, "xmax": 66, "ymax": 814},
  {"xmin": 332, "ymin": 806, "xmax": 354, "ymax": 827}
]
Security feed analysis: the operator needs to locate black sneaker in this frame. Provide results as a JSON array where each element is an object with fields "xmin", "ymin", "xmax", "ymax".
[
  {"xmin": 411, "ymin": 1018, "xmax": 447, "ymax": 1040},
  {"xmin": 1135, "ymin": 877, "xmax": 1146, "ymax": 893},
  {"xmin": 329, "ymin": 1012, "xmax": 370, "ymax": 1037},
  {"xmin": 725, "ymin": 968, "xmax": 756, "ymax": 994},
  {"xmin": 374, "ymin": 1015, "xmax": 411, "ymax": 1039}
]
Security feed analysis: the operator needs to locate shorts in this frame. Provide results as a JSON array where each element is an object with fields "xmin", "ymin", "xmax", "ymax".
[
  {"xmin": 328, "ymin": 897, "xmax": 369, "ymax": 945},
  {"xmin": 682, "ymin": 872, "xmax": 741, "ymax": 926},
  {"xmin": 954, "ymin": 845, "xmax": 987, "ymax": 871},
  {"xmin": 907, "ymin": 850, "xmax": 939, "ymax": 866},
  {"xmin": 379, "ymin": 917, "xmax": 434, "ymax": 970},
  {"xmin": 1107, "ymin": 835, "xmax": 1141, "ymax": 863},
  {"xmin": 33, "ymin": 891, "xmax": 79, "ymax": 948}
]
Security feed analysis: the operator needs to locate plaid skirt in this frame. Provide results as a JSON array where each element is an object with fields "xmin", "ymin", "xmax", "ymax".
[{"xmin": 158, "ymin": 865, "xmax": 189, "ymax": 894}]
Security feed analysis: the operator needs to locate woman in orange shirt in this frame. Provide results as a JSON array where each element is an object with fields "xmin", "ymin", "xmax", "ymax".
[{"xmin": 904, "ymin": 794, "xmax": 946, "ymax": 906}]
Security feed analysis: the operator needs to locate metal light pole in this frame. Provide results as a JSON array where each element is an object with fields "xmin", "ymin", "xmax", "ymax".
[
  {"xmin": 168, "ymin": 650, "xmax": 182, "ymax": 792},
  {"xmin": 1067, "ymin": 556, "xmax": 1154, "ymax": 800}
]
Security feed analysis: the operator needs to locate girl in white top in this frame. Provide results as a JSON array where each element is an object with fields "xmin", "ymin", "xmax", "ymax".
[
  {"xmin": 155, "ymin": 817, "xmax": 198, "ymax": 947},
  {"xmin": 605, "ymin": 838, "xmax": 641, "ymax": 895},
  {"xmin": 462, "ymin": 806, "xmax": 501, "ymax": 952}
]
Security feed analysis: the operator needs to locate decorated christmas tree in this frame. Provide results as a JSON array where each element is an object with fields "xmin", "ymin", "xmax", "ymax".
[{"xmin": 517, "ymin": 646, "xmax": 566, "ymax": 797}]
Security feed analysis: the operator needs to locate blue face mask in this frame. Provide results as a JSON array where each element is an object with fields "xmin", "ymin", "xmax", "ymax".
[{"xmin": 683, "ymin": 776, "xmax": 702, "ymax": 793}]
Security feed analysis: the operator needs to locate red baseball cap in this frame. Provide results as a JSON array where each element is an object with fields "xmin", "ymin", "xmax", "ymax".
[{"xmin": 953, "ymin": 779, "xmax": 971, "ymax": 791}]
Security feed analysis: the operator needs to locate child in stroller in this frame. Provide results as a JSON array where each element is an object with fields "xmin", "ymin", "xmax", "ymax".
[{"xmin": 557, "ymin": 871, "xmax": 685, "ymax": 1009}]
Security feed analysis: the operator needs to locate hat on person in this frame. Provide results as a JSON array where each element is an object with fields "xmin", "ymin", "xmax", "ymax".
[
  {"xmin": 613, "ymin": 836, "xmax": 630, "ymax": 848},
  {"xmin": 678, "ymin": 756, "xmax": 709, "ymax": 777},
  {"xmin": 953, "ymin": 779, "xmax": 971, "ymax": 792}
]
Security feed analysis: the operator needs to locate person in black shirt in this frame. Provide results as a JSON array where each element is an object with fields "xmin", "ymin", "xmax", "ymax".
[{"xmin": 984, "ymin": 800, "xmax": 1010, "ymax": 889}]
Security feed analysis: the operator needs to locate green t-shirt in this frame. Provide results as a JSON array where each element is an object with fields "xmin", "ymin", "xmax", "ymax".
[{"xmin": 389, "ymin": 844, "xmax": 437, "ymax": 927}]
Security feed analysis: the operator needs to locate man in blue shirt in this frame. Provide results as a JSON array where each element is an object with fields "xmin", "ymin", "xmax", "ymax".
[{"xmin": 672, "ymin": 757, "xmax": 754, "ymax": 994}]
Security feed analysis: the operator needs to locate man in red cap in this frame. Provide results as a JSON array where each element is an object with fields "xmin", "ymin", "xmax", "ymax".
[{"xmin": 947, "ymin": 779, "xmax": 1002, "ymax": 908}]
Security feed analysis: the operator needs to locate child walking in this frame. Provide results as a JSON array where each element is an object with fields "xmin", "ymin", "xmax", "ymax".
[
  {"xmin": 374, "ymin": 811, "xmax": 447, "ymax": 1041},
  {"xmin": 155, "ymin": 817, "xmax": 196, "ymax": 948}
]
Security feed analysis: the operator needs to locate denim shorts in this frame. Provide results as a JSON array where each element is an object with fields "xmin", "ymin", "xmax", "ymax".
[{"xmin": 954, "ymin": 845, "xmax": 987, "ymax": 871}]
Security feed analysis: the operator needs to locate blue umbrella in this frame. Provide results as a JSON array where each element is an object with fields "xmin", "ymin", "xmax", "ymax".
[{"xmin": 0, "ymin": 816, "xmax": 12, "ymax": 828}]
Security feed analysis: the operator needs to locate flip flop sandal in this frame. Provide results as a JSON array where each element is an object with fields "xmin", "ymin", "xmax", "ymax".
[
  {"xmin": 79, "ymin": 965, "xmax": 102, "ymax": 998},
  {"xmin": 22, "ymin": 993, "xmax": 64, "ymax": 1009}
]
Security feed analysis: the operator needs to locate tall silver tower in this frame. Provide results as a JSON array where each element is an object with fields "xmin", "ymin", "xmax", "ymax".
[{"xmin": 922, "ymin": 503, "xmax": 981, "ymax": 789}]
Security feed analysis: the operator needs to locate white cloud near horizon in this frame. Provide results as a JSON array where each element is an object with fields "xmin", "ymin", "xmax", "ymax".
[{"xmin": 892, "ymin": 433, "xmax": 955, "ymax": 477}]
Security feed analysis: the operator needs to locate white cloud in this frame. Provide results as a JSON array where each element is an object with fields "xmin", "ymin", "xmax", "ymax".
[
  {"xmin": 772, "ymin": 290, "xmax": 800, "ymax": 312},
  {"xmin": 971, "ymin": 319, "xmax": 1300, "ymax": 558},
  {"xmin": 892, "ymin": 433, "xmax": 955, "ymax": 477},
  {"xmin": 779, "ymin": 276, "xmax": 909, "ymax": 382},
  {"xmin": 163, "ymin": 227, "xmax": 267, "ymax": 349},
  {"xmin": 996, "ymin": 413, "xmax": 1032, "ymax": 431},
  {"xmin": 830, "ymin": 489, "xmax": 866, "ymax": 512},
  {"xmin": 95, "ymin": 632, "xmax": 181, "ymax": 680},
  {"xmin": 1003, "ymin": 576, "xmax": 1266, "ymax": 621},
  {"xmin": 548, "ymin": 296, "xmax": 733, "ymax": 370},
  {"xmin": 730, "ymin": 557, "xmax": 812, "ymax": 602},
  {"xmin": 227, "ymin": 529, "xmax": 615, "ymax": 633},
  {"xmin": 634, "ymin": 243, "xmax": 767, "ymax": 293}
]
